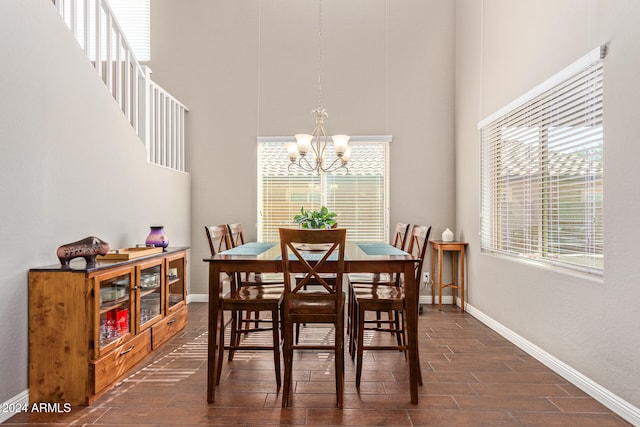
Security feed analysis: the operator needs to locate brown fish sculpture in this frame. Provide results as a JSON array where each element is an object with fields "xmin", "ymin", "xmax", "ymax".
[{"xmin": 57, "ymin": 236, "xmax": 110, "ymax": 269}]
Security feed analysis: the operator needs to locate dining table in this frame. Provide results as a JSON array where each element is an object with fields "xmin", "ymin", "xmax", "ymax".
[{"xmin": 203, "ymin": 241, "xmax": 422, "ymax": 404}]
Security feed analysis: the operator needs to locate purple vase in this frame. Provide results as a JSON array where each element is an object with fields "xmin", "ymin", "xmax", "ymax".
[{"xmin": 145, "ymin": 226, "xmax": 169, "ymax": 249}]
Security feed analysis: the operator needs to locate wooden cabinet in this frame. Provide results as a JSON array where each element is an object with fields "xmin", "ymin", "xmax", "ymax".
[{"xmin": 28, "ymin": 247, "xmax": 188, "ymax": 405}]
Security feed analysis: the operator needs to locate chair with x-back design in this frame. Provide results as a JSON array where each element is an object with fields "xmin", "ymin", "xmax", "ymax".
[{"xmin": 278, "ymin": 227, "xmax": 346, "ymax": 408}]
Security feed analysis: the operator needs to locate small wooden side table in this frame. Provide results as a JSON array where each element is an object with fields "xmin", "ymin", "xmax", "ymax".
[{"xmin": 431, "ymin": 240, "xmax": 468, "ymax": 311}]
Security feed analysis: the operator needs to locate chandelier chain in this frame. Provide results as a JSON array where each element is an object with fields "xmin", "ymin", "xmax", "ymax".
[{"xmin": 317, "ymin": 0, "xmax": 323, "ymax": 110}]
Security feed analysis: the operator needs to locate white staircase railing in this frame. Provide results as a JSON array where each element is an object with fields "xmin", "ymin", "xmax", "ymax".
[{"xmin": 52, "ymin": 0, "xmax": 188, "ymax": 172}]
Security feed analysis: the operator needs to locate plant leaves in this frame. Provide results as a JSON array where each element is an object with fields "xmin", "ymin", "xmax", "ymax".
[{"xmin": 291, "ymin": 206, "xmax": 337, "ymax": 229}]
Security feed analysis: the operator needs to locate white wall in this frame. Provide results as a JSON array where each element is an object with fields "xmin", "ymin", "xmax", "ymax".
[
  {"xmin": 150, "ymin": 0, "xmax": 457, "ymax": 296},
  {"xmin": 456, "ymin": 0, "xmax": 640, "ymax": 410},
  {"xmin": 0, "ymin": 0, "xmax": 191, "ymax": 403}
]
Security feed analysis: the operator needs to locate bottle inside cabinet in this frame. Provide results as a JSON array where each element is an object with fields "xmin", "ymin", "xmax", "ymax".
[
  {"xmin": 139, "ymin": 264, "xmax": 162, "ymax": 327},
  {"xmin": 98, "ymin": 273, "xmax": 131, "ymax": 348},
  {"xmin": 167, "ymin": 257, "xmax": 185, "ymax": 309}
]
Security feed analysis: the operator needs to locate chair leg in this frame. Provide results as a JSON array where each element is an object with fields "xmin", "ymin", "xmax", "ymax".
[
  {"xmin": 347, "ymin": 286, "xmax": 355, "ymax": 356},
  {"xmin": 355, "ymin": 303, "xmax": 366, "ymax": 388},
  {"xmin": 335, "ymin": 299, "xmax": 345, "ymax": 409},
  {"xmin": 375, "ymin": 311, "xmax": 383, "ymax": 329},
  {"xmin": 409, "ymin": 309, "xmax": 423, "ymax": 386},
  {"xmin": 216, "ymin": 310, "xmax": 225, "ymax": 386},
  {"xmin": 349, "ymin": 286, "xmax": 360, "ymax": 359},
  {"xmin": 271, "ymin": 307, "xmax": 281, "ymax": 388},
  {"xmin": 282, "ymin": 317, "xmax": 293, "ymax": 408},
  {"xmin": 349, "ymin": 298, "xmax": 358, "ymax": 361},
  {"xmin": 394, "ymin": 309, "xmax": 405, "ymax": 352},
  {"xmin": 253, "ymin": 310, "xmax": 260, "ymax": 328},
  {"xmin": 228, "ymin": 309, "xmax": 239, "ymax": 361}
]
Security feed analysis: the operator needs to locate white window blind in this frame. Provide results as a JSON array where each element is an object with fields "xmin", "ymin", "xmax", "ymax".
[
  {"xmin": 61, "ymin": 0, "xmax": 150, "ymax": 61},
  {"xmin": 479, "ymin": 46, "xmax": 605, "ymax": 274},
  {"xmin": 258, "ymin": 138, "xmax": 390, "ymax": 243},
  {"xmin": 107, "ymin": 0, "xmax": 150, "ymax": 61}
]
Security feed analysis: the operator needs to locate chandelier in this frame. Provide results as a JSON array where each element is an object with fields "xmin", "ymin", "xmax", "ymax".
[{"xmin": 287, "ymin": 0, "xmax": 351, "ymax": 175}]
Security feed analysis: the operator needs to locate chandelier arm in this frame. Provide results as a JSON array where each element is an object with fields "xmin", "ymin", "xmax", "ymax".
[
  {"xmin": 319, "ymin": 157, "xmax": 347, "ymax": 173},
  {"xmin": 290, "ymin": 155, "xmax": 348, "ymax": 175},
  {"xmin": 300, "ymin": 155, "xmax": 315, "ymax": 171}
]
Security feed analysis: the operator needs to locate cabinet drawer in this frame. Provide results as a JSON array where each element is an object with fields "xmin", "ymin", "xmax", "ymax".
[
  {"xmin": 92, "ymin": 329, "xmax": 151, "ymax": 394},
  {"xmin": 152, "ymin": 306, "xmax": 187, "ymax": 349}
]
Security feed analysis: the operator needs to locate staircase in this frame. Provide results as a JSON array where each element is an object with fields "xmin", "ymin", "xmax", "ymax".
[{"xmin": 52, "ymin": 0, "xmax": 188, "ymax": 172}]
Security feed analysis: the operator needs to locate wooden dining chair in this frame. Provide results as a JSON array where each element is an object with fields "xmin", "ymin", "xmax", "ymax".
[
  {"xmin": 227, "ymin": 223, "xmax": 284, "ymax": 285},
  {"xmin": 226, "ymin": 223, "xmax": 284, "ymax": 330},
  {"xmin": 278, "ymin": 227, "xmax": 347, "ymax": 409},
  {"xmin": 351, "ymin": 224, "xmax": 431, "ymax": 388},
  {"xmin": 205, "ymin": 224, "xmax": 282, "ymax": 387},
  {"xmin": 347, "ymin": 223, "xmax": 410, "ymax": 354}
]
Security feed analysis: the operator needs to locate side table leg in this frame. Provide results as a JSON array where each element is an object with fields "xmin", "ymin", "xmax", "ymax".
[
  {"xmin": 438, "ymin": 247, "xmax": 443, "ymax": 311},
  {"xmin": 451, "ymin": 251, "xmax": 458, "ymax": 308},
  {"xmin": 460, "ymin": 247, "xmax": 465, "ymax": 312},
  {"xmin": 431, "ymin": 245, "xmax": 436, "ymax": 306}
]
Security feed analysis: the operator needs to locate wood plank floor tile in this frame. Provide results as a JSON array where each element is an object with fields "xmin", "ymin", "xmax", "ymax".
[
  {"xmin": 408, "ymin": 408, "xmax": 520, "ymax": 426},
  {"xmin": 3, "ymin": 302, "xmax": 632, "ymax": 426},
  {"xmin": 512, "ymin": 412, "xmax": 632, "ymax": 426},
  {"xmin": 305, "ymin": 408, "xmax": 412, "ymax": 426}
]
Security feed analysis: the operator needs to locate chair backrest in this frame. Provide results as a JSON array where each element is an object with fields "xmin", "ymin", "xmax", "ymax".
[
  {"xmin": 226, "ymin": 223, "xmax": 245, "ymax": 248},
  {"xmin": 278, "ymin": 228, "xmax": 346, "ymax": 321},
  {"xmin": 392, "ymin": 223, "xmax": 411, "ymax": 251},
  {"xmin": 406, "ymin": 225, "xmax": 432, "ymax": 282},
  {"xmin": 205, "ymin": 225, "xmax": 232, "ymax": 256}
]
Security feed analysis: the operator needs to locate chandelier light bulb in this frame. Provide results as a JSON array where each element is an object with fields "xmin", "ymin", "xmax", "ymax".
[
  {"xmin": 342, "ymin": 146, "xmax": 352, "ymax": 163},
  {"xmin": 294, "ymin": 134, "xmax": 313, "ymax": 156},
  {"xmin": 332, "ymin": 135, "xmax": 350, "ymax": 156},
  {"xmin": 287, "ymin": 143, "xmax": 299, "ymax": 162}
]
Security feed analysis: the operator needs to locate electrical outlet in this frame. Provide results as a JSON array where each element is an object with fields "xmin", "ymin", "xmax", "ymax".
[{"xmin": 423, "ymin": 272, "xmax": 430, "ymax": 284}]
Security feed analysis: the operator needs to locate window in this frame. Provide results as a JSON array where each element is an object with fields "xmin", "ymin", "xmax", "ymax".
[
  {"xmin": 107, "ymin": 0, "xmax": 150, "ymax": 61},
  {"xmin": 479, "ymin": 46, "xmax": 605, "ymax": 274},
  {"xmin": 258, "ymin": 137, "xmax": 390, "ymax": 243},
  {"xmin": 60, "ymin": 0, "xmax": 150, "ymax": 61}
]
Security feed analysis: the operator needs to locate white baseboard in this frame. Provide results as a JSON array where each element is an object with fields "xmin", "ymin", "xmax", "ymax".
[
  {"xmin": 187, "ymin": 293, "xmax": 208, "ymax": 303},
  {"xmin": 418, "ymin": 295, "xmax": 454, "ymax": 306},
  {"xmin": 0, "ymin": 389, "xmax": 28, "ymax": 424},
  {"xmin": 464, "ymin": 302, "xmax": 640, "ymax": 426}
]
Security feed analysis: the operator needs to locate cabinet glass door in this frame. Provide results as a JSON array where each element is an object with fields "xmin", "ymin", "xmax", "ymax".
[
  {"xmin": 139, "ymin": 264, "xmax": 162, "ymax": 329},
  {"xmin": 98, "ymin": 272, "xmax": 132, "ymax": 349},
  {"xmin": 167, "ymin": 257, "xmax": 185, "ymax": 310}
]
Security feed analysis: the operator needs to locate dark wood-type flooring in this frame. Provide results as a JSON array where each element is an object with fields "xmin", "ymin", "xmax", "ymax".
[{"xmin": 5, "ymin": 302, "xmax": 631, "ymax": 426}]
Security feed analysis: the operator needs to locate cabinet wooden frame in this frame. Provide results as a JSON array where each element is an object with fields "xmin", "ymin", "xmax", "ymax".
[
  {"xmin": 91, "ymin": 264, "xmax": 136, "ymax": 359},
  {"xmin": 28, "ymin": 247, "xmax": 188, "ymax": 405},
  {"xmin": 136, "ymin": 257, "xmax": 165, "ymax": 334},
  {"xmin": 165, "ymin": 251, "xmax": 187, "ymax": 314}
]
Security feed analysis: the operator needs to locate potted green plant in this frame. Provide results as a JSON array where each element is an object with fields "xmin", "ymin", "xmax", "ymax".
[{"xmin": 293, "ymin": 206, "xmax": 337, "ymax": 229}]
